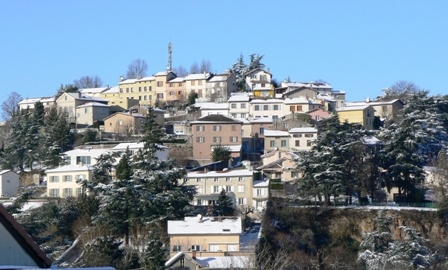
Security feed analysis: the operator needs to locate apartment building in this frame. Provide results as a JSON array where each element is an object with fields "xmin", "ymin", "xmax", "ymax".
[
  {"xmin": 245, "ymin": 69, "xmax": 273, "ymax": 97},
  {"xmin": 288, "ymin": 127, "xmax": 318, "ymax": 151},
  {"xmin": 249, "ymin": 99, "xmax": 283, "ymax": 120},
  {"xmin": 228, "ymin": 93, "xmax": 250, "ymax": 119},
  {"xmin": 336, "ymin": 105, "xmax": 375, "ymax": 130},
  {"xmin": 205, "ymin": 72, "xmax": 237, "ymax": 103},
  {"xmin": 185, "ymin": 72, "xmax": 212, "ymax": 100},
  {"xmin": 263, "ymin": 130, "xmax": 290, "ymax": 153}
]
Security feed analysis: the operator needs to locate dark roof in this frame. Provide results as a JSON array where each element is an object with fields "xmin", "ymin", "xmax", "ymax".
[
  {"xmin": 0, "ymin": 204, "xmax": 53, "ymax": 268},
  {"xmin": 193, "ymin": 114, "xmax": 242, "ymax": 123}
]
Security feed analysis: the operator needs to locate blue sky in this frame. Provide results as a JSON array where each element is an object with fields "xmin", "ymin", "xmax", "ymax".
[{"xmin": 1, "ymin": 1, "xmax": 448, "ymax": 109}]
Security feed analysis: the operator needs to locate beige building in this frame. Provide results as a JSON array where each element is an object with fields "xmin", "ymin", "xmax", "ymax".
[
  {"xmin": 263, "ymin": 130, "xmax": 290, "ymax": 153},
  {"xmin": 168, "ymin": 216, "xmax": 242, "ymax": 257},
  {"xmin": 205, "ymin": 72, "xmax": 237, "ymax": 103},
  {"xmin": 249, "ymin": 99, "xmax": 284, "ymax": 121},
  {"xmin": 185, "ymin": 72, "xmax": 212, "ymax": 100},
  {"xmin": 100, "ymin": 85, "xmax": 139, "ymax": 111},
  {"xmin": 190, "ymin": 114, "xmax": 243, "ymax": 162},
  {"xmin": 55, "ymin": 91, "xmax": 108, "ymax": 124},
  {"xmin": 184, "ymin": 169, "xmax": 268, "ymax": 212},
  {"xmin": 166, "ymin": 77, "xmax": 187, "ymax": 102},
  {"xmin": 46, "ymin": 165, "xmax": 93, "ymax": 198},
  {"xmin": 283, "ymin": 97, "xmax": 321, "ymax": 115},
  {"xmin": 75, "ymin": 102, "xmax": 110, "ymax": 126},
  {"xmin": 118, "ymin": 76, "xmax": 157, "ymax": 106},
  {"xmin": 346, "ymin": 99, "xmax": 404, "ymax": 122},
  {"xmin": 288, "ymin": 127, "xmax": 318, "ymax": 151},
  {"xmin": 257, "ymin": 150, "xmax": 299, "ymax": 182},
  {"xmin": 103, "ymin": 112, "xmax": 146, "ymax": 135},
  {"xmin": 154, "ymin": 70, "xmax": 176, "ymax": 102}
]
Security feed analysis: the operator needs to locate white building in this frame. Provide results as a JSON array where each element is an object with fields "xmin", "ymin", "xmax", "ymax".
[
  {"xmin": 46, "ymin": 165, "xmax": 93, "ymax": 198},
  {"xmin": 0, "ymin": 170, "xmax": 20, "ymax": 198}
]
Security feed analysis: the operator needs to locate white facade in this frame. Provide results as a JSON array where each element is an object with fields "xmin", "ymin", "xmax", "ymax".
[
  {"xmin": 228, "ymin": 93, "xmax": 250, "ymax": 119},
  {"xmin": 283, "ymin": 97, "xmax": 321, "ymax": 115},
  {"xmin": 249, "ymin": 99, "xmax": 284, "ymax": 120},
  {"xmin": 63, "ymin": 148, "xmax": 111, "ymax": 166},
  {"xmin": 0, "ymin": 170, "xmax": 20, "ymax": 198},
  {"xmin": 198, "ymin": 102, "xmax": 229, "ymax": 117},
  {"xmin": 245, "ymin": 69, "xmax": 272, "ymax": 92},
  {"xmin": 205, "ymin": 72, "xmax": 236, "ymax": 103}
]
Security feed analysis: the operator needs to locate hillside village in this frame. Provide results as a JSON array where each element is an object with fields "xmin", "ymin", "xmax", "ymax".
[{"xmin": 2, "ymin": 51, "xmax": 448, "ymax": 269}]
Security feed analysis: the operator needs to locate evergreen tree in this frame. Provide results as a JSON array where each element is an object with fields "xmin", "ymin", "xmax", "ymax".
[
  {"xmin": 211, "ymin": 145, "xmax": 231, "ymax": 165},
  {"xmin": 214, "ymin": 189, "xmax": 234, "ymax": 216},
  {"xmin": 143, "ymin": 228, "xmax": 168, "ymax": 270}
]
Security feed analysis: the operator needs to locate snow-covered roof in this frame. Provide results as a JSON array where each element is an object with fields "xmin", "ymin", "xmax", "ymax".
[
  {"xmin": 337, "ymin": 105, "xmax": 370, "ymax": 111},
  {"xmin": 102, "ymin": 85, "xmax": 119, "ymax": 94},
  {"xmin": 79, "ymin": 87, "xmax": 109, "ymax": 94},
  {"xmin": 66, "ymin": 93, "xmax": 107, "ymax": 102},
  {"xmin": 169, "ymin": 77, "xmax": 185, "ymax": 82},
  {"xmin": 228, "ymin": 93, "xmax": 250, "ymax": 102},
  {"xmin": 196, "ymin": 256, "xmax": 251, "ymax": 269},
  {"xmin": 111, "ymin": 142, "xmax": 168, "ymax": 151},
  {"xmin": 0, "ymin": 170, "xmax": 18, "ymax": 175},
  {"xmin": 263, "ymin": 130, "xmax": 290, "ymax": 137},
  {"xmin": 18, "ymin": 96, "xmax": 55, "ymax": 105},
  {"xmin": 200, "ymin": 103, "xmax": 229, "ymax": 110},
  {"xmin": 64, "ymin": 148, "xmax": 110, "ymax": 157},
  {"xmin": 346, "ymin": 99, "xmax": 401, "ymax": 107},
  {"xmin": 361, "ymin": 136, "xmax": 382, "ymax": 145},
  {"xmin": 250, "ymin": 99, "xmax": 283, "ymax": 104},
  {"xmin": 45, "ymin": 165, "xmax": 93, "ymax": 173},
  {"xmin": 211, "ymin": 145, "xmax": 241, "ymax": 153},
  {"xmin": 168, "ymin": 216, "xmax": 242, "ymax": 235},
  {"xmin": 208, "ymin": 74, "xmax": 230, "ymax": 82},
  {"xmin": 154, "ymin": 70, "xmax": 173, "ymax": 76},
  {"xmin": 184, "ymin": 73, "xmax": 211, "ymax": 80},
  {"xmin": 76, "ymin": 102, "xmax": 110, "ymax": 108},
  {"xmin": 289, "ymin": 127, "xmax": 318, "ymax": 133},
  {"xmin": 253, "ymin": 180, "xmax": 269, "ymax": 187},
  {"xmin": 250, "ymin": 118, "xmax": 273, "ymax": 123},
  {"xmin": 187, "ymin": 169, "xmax": 253, "ymax": 178},
  {"xmin": 282, "ymin": 82, "xmax": 333, "ymax": 89},
  {"xmin": 284, "ymin": 97, "xmax": 321, "ymax": 104}
]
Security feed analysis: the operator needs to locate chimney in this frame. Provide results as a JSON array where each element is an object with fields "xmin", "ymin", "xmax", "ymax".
[
  {"xmin": 192, "ymin": 250, "xmax": 197, "ymax": 260},
  {"xmin": 198, "ymin": 214, "xmax": 203, "ymax": 223},
  {"xmin": 120, "ymin": 76, "xmax": 124, "ymax": 82}
]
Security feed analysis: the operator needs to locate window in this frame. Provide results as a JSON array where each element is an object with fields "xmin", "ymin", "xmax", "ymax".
[
  {"xmin": 238, "ymin": 177, "xmax": 243, "ymax": 181},
  {"xmin": 49, "ymin": 189, "xmax": 59, "ymax": 198},
  {"xmin": 260, "ymin": 75, "xmax": 267, "ymax": 81},
  {"xmin": 254, "ymin": 105, "xmax": 260, "ymax": 111},
  {"xmin": 230, "ymin": 136, "xmax": 238, "ymax": 142},
  {"xmin": 240, "ymin": 113, "xmax": 246, "ymax": 118},
  {"xmin": 213, "ymin": 125, "xmax": 221, "ymax": 131},
  {"xmin": 257, "ymin": 189, "xmax": 263, "ymax": 196},
  {"xmin": 281, "ymin": 140, "xmax": 287, "ymax": 147},
  {"xmin": 49, "ymin": 176, "xmax": 59, "ymax": 182},
  {"xmin": 157, "ymin": 81, "xmax": 163, "ymax": 87},
  {"xmin": 63, "ymin": 175, "xmax": 72, "ymax": 182},
  {"xmin": 169, "ymin": 91, "xmax": 174, "ymax": 96},
  {"xmin": 213, "ymin": 137, "xmax": 222, "ymax": 143},
  {"xmin": 295, "ymin": 140, "xmax": 300, "ymax": 147},
  {"xmin": 120, "ymin": 88, "xmax": 123, "ymax": 93},
  {"xmin": 231, "ymin": 103, "xmax": 237, "ymax": 109},
  {"xmin": 198, "ymin": 80, "xmax": 203, "ymax": 85},
  {"xmin": 138, "ymin": 87, "xmax": 142, "ymax": 92},
  {"xmin": 213, "ymin": 186, "xmax": 220, "ymax": 193},
  {"xmin": 197, "ymin": 199, "xmax": 203, "ymax": 205},
  {"xmin": 297, "ymin": 105, "xmax": 303, "ymax": 111},
  {"xmin": 214, "ymin": 177, "xmax": 219, "ymax": 182},
  {"xmin": 228, "ymin": 244, "xmax": 238, "ymax": 251},
  {"xmin": 209, "ymin": 245, "xmax": 219, "ymax": 252},
  {"xmin": 191, "ymin": 80, "xmax": 195, "ymax": 86},
  {"xmin": 131, "ymin": 87, "xmax": 133, "ymax": 92},
  {"xmin": 291, "ymin": 171, "xmax": 299, "ymax": 178},
  {"xmin": 263, "ymin": 105, "xmax": 269, "ymax": 110},
  {"xmin": 126, "ymin": 88, "xmax": 129, "ymax": 93},
  {"xmin": 270, "ymin": 140, "xmax": 275, "ymax": 147},
  {"xmin": 197, "ymin": 178, "xmax": 201, "ymax": 182},
  {"xmin": 63, "ymin": 188, "xmax": 72, "ymax": 197},
  {"xmin": 196, "ymin": 125, "xmax": 205, "ymax": 131},
  {"xmin": 305, "ymin": 134, "xmax": 313, "ymax": 137},
  {"xmin": 196, "ymin": 137, "xmax": 205, "ymax": 143},
  {"xmin": 144, "ymin": 86, "xmax": 147, "ymax": 91},
  {"xmin": 238, "ymin": 198, "xmax": 246, "ymax": 205},
  {"xmin": 191, "ymin": 245, "xmax": 201, "ymax": 251},
  {"xmin": 241, "ymin": 103, "xmax": 246, "ymax": 109},
  {"xmin": 272, "ymin": 115, "xmax": 278, "ymax": 122},
  {"xmin": 307, "ymin": 140, "xmax": 312, "ymax": 147},
  {"xmin": 273, "ymin": 104, "xmax": 279, "ymax": 110},
  {"xmin": 290, "ymin": 106, "xmax": 295, "ymax": 112},
  {"xmin": 238, "ymin": 185, "xmax": 245, "ymax": 192},
  {"xmin": 225, "ymin": 186, "xmax": 232, "ymax": 192},
  {"xmin": 231, "ymin": 113, "xmax": 237, "ymax": 118},
  {"xmin": 173, "ymin": 245, "xmax": 182, "ymax": 251},
  {"xmin": 76, "ymin": 156, "xmax": 91, "ymax": 165},
  {"xmin": 260, "ymin": 127, "xmax": 264, "ymax": 135},
  {"xmin": 157, "ymin": 93, "xmax": 164, "ymax": 99},
  {"xmin": 149, "ymin": 86, "xmax": 152, "ymax": 91},
  {"xmin": 169, "ymin": 83, "xmax": 173, "ymax": 87},
  {"xmin": 179, "ymin": 82, "xmax": 182, "ymax": 87}
]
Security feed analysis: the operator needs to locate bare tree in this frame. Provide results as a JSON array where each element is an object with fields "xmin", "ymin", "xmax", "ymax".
[
  {"xmin": 126, "ymin": 59, "xmax": 148, "ymax": 79},
  {"xmin": 1, "ymin": 91, "xmax": 22, "ymax": 121},
  {"xmin": 380, "ymin": 80, "xmax": 423, "ymax": 102},
  {"xmin": 173, "ymin": 65, "xmax": 188, "ymax": 77},
  {"xmin": 169, "ymin": 145, "xmax": 192, "ymax": 167},
  {"xmin": 73, "ymin": 75, "xmax": 103, "ymax": 89},
  {"xmin": 189, "ymin": 62, "xmax": 200, "ymax": 74},
  {"xmin": 200, "ymin": 59, "xmax": 212, "ymax": 73}
]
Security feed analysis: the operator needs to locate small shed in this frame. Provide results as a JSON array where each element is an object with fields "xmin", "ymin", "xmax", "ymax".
[{"xmin": 0, "ymin": 170, "xmax": 20, "ymax": 198}]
